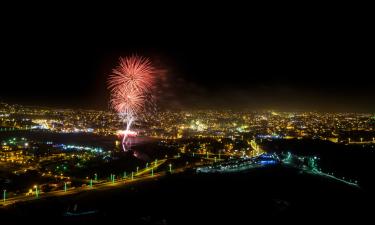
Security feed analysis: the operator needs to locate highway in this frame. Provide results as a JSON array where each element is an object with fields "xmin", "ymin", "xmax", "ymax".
[
  {"xmin": 1, "ymin": 159, "xmax": 169, "ymax": 206},
  {"xmin": 1, "ymin": 142, "xmax": 264, "ymax": 207}
]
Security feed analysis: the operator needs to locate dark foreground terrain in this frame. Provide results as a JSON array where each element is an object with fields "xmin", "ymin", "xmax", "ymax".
[{"xmin": 0, "ymin": 164, "xmax": 371, "ymax": 224}]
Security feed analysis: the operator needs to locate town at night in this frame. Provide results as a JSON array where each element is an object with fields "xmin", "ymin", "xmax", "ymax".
[{"xmin": 1, "ymin": 4, "xmax": 374, "ymax": 224}]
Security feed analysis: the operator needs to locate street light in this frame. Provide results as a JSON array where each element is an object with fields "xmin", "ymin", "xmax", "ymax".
[{"xmin": 34, "ymin": 185, "xmax": 38, "ymax": 198}]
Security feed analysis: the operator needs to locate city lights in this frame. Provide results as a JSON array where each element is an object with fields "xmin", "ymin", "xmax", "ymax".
[{"xmin": 0, "ymin": 13, "xmax": 373, "ymax": 223}]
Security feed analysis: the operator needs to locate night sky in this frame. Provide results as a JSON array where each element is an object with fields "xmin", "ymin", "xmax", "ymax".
[{"xmin": 0, "ymin": 7, "xmax": 373, "ymax": 112}]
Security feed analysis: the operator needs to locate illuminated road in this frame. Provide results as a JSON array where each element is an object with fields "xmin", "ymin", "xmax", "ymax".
[
  {"xmin": 0, "ymin": 159, "xmax": 169, "ymax": 207},
  {"xmin": 249, "ymin": 140, "xmax": 265, "ymax": 156},
  {"xmin": 1, "ymin": 143, "xmax": 264, "ymax": 207},
  {"xmin": 282, "ymin": 152, "xmax": 360, "ymax": 188},
  {"xmin": 304, "ymin": 168, "xmax": 359, "ymax": 188}
]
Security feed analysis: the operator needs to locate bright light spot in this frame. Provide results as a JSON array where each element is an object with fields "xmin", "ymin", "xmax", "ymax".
[{"xmin": 116, "ymin": 130, "xmax": 137, "ymax": 137}]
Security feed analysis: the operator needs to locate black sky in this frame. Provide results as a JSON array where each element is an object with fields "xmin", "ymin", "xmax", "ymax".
[{"xmin": 0, "ymin": 6, "xmax": 373, "ymax": 112}]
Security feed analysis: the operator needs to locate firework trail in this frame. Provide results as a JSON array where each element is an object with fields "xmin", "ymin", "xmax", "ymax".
[{"xmin": 108, "ymin": 55, "xmax": 156, "ymax": 151}]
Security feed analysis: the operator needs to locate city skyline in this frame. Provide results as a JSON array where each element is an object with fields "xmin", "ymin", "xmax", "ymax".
[{"xmin": 1, "ymin": 6, "xmax": 374, "ymax": 223}]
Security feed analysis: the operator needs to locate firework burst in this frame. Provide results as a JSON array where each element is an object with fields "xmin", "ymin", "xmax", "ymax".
[
  {"xmin": 109, "ymin": 88, "xmax": 145, "ymax": 117},
  {"xmin": 108, "ymin": 55, "xmax": 156, "ymax": 151},
  {"xmin": 108, "ymin": 56, "xmax": 155, "ymax": 94}
]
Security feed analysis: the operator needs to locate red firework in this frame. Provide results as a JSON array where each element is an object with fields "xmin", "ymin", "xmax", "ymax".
[
  {"xmin": 109, "ymin": 88, "xmax": 145, "ymax": 116},
  {"xmin": 108, "ymin": 55, "xmax": 157, "ymax": 151},
  {"xmin": 108, "ymin": 55, "xmax": 156, "ymax": 116},
  {"xmin": 108, "ymin": 55, "xmax": 155, "ymax": 94}
]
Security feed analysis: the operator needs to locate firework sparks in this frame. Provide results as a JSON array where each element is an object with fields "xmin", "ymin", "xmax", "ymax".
[
  {"xmin": 110, "ymin": 88, "xmax": 145, "ymax": 117},
  {"xmin": 108, "ymin": 55, "xmax": 156, "ymax": 151},
  {"xmin": 108, "ymin": 56, "xmax": 155, "ymax": 94}
]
